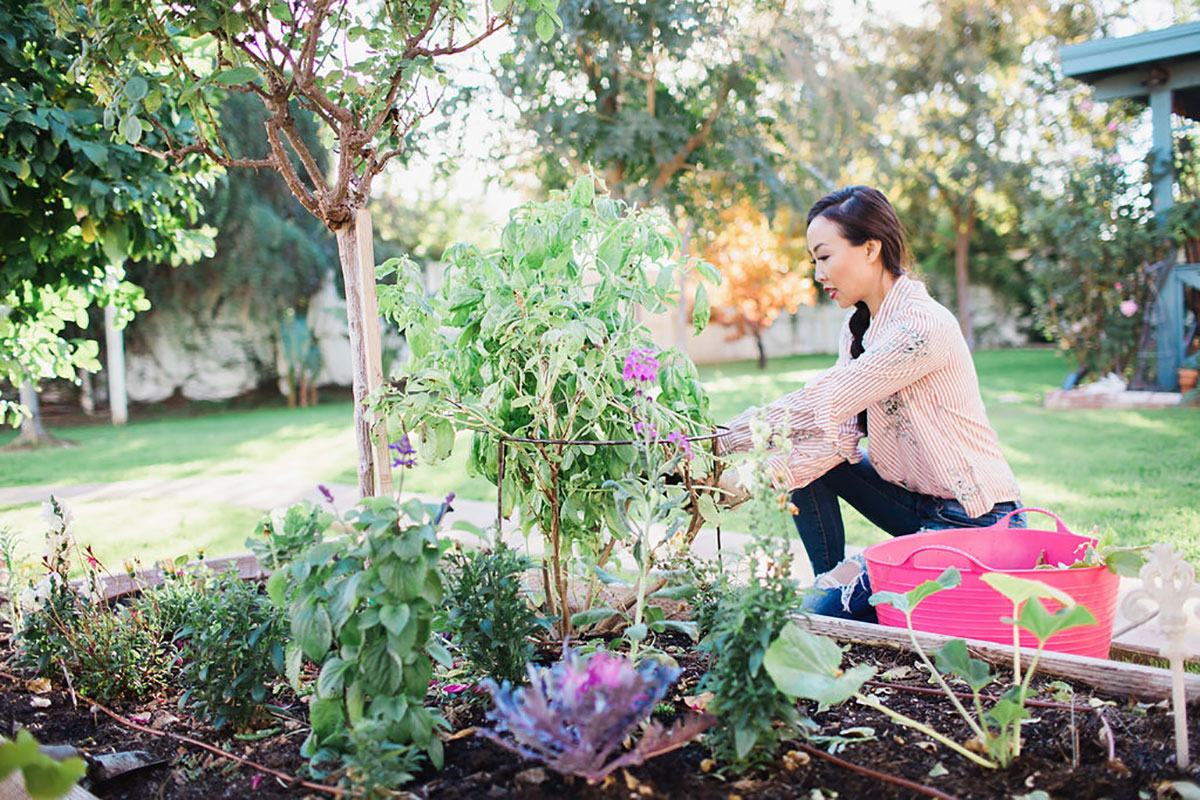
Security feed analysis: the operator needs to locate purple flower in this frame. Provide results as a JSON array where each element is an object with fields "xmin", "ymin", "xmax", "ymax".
[
  {"xmin": 666, "ymin": 431, "xmax": 693, "ymax": 460},
  {"xmin": 318, "ymin": 484, "xmax": 334, "ymax": 504},
  {"xmin": 622, "ymin": 348, "xmax": 660, "ymax": 385},
  {"xmin": 633, "ymin": 420, "xmax": 658, "ymax": 439},
  {"xmin": 389, "ymin": 434, "xmax": 417, "ymax": 468},
  {"xmin": 445, "ymin": 491, "xmax": 456, "ymax": 505}
]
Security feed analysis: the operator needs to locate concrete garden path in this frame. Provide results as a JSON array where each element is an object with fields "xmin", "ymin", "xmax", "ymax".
[{"xmin": 0, "ymin": 475, "xmax": 1195, "ymax": 658}]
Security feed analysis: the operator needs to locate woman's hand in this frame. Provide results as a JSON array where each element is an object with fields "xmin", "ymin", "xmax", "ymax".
[{"xmin": 713, "ymin": 464, "xmax": 751, "ymax": 510}]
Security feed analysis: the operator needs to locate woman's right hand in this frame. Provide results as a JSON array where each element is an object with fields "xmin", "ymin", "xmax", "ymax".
[{"xmin": 714, "ymin": 465, "xmax": 751, "ymax": 510}]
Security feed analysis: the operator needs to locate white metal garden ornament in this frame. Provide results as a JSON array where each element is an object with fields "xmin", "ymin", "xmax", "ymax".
[{"xmin": 1121, "ymin": 543, "xmax": 1200, "ymax": 767}]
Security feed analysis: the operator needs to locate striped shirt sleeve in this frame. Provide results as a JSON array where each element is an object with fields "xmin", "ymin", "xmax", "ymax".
[{"xmin": 720, "ymin": 307, "xmax": 951, "ymax": 489}]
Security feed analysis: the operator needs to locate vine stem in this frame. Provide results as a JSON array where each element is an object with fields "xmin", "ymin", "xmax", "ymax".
[
  {"xmin": 0, "ymin": 671, "xmax": 342, "ymax": 797},
  {"xmin": 903, "ymin": 614, "xmax": 989, "ymax": 743},
  {"xmin": 855, "ymin": 693, "xmax": 998, "ymax": 769},
  {"xmin": 794, "ymin": 740, "xmax": 965, "ymax": 800}
]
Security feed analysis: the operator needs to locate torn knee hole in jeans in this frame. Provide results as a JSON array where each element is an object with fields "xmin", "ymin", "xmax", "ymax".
[{"xmin": 814, "ymin": 557, "xmax": 867, "ymax": 613}]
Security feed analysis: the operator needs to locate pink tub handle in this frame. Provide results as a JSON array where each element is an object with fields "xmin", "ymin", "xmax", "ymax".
[
  {"xmin": 900, "ymin": 544, "xmax": 991, "ymax": 573},
  {"xmin": 995, "ymin": 507, "xmax": 1072, "ymax": 534}
]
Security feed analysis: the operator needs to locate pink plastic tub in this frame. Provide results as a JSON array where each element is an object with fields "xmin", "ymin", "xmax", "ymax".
[{"xmin": 863, "ymin": 508, "xmax": 1118, "ymax": 659}]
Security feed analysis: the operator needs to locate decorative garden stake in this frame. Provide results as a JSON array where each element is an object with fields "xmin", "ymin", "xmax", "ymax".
[{"xmin": 1121, "ymin": 543, "xmax": 1200, "ymax": 767}]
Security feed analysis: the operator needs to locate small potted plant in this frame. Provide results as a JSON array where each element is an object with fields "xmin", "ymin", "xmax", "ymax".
[{"xmin": 1178, "ymin": 352, "xmax": 1199, "ymax": 393}]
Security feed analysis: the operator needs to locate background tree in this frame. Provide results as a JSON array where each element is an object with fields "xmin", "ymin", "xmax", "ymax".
[
  {"xmin": 492, "ymin": 0, "xmax": 806, "ymax": 354},
  {"xmin": 125, "ymin": 91, "xmax": 335, "ymax": 407},
  {"xmin": 868, "ymin": 0, "xmax": 1110, "ymax": 349},
  {"xmin": 0, "ymin": 0, "xmax": 214, "ymax": 441},
  {"xmin": 704, "ymin": 201, "xmax": 815, "ymax": 369},
  {"xmin": 53, "ymin": 0, "xmax": 557, "ymax": 496}
]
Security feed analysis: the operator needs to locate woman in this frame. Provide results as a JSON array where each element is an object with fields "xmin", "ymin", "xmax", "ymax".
[{"xmin": 717, "ymin": 185, "xmax": 1025, "ymax": 621}]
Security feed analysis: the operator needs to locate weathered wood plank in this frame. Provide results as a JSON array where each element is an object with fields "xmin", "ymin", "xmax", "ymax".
[{"xmin": 790, "ymin": 613, "xmax": 1200, "ymax": 702}]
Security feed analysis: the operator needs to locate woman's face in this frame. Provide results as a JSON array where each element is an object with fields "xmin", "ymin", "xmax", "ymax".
[{"xmin": 806, "ymin": 214, "xmax": 880, "ymax": 309}]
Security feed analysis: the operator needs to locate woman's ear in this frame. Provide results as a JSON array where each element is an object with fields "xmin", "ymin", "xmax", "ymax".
[{"xmin": 865, "ymin": 239, "xmax": 882, "ymax": 263}]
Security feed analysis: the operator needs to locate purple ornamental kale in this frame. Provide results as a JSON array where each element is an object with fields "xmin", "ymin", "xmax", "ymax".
[{"xmin": 479, "ymin": 647, "xmax": 714, "ymax": 783}]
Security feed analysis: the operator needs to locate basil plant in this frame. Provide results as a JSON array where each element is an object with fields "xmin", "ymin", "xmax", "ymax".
[{"xmin": 376, "ymin": 175, "xmax": 721, "ymax": 638}]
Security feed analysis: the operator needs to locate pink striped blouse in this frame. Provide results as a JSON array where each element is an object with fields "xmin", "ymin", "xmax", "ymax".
[{"xmin": 720, "ymin": 274, "xmax": 1021, "ymax": 518}]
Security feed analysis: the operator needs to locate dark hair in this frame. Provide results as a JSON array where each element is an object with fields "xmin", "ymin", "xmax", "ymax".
[{"xmin": 807, "ymin": 185, "xmax": 909, "ymax": 434}]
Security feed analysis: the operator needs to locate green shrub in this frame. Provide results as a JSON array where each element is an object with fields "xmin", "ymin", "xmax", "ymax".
[
  {"xmin": 174, "ymin": 570, "xmax": 285, "ymax": 730},
  {"xmin": 271, "ymin": 496, "xmax": 452, "ymax": 775},
  {"xmin": 443, "ymin": 539, "xmax": 545, "ymax": 684},
  {"xmin": 16, "ymin": 498, "xmax": 172, "ymax": 702},
  {"xmin": 247, "ymin": 501, "xmax": 330, "ymax": 571}
]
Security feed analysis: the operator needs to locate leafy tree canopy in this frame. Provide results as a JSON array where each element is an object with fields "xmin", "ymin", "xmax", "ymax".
[
  {"xmin": 495, "ymin": 0, "xmax": 796, "ymax": 227},
  {"xmin": 0, "ymin": 0, "xmax": 214, "ymax": 424}
]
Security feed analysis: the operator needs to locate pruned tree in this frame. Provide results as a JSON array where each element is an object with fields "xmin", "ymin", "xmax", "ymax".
[
  {"xmin": 704, "ymin": 201, "xmax": 815, "ymax": 369},
  {"xmin": 51, "ymin": 0, "xmax": 557, "ymax": 495},
  {"xmin": 0, "ymin": 0, "xmax": 214, "ymax": 440}
]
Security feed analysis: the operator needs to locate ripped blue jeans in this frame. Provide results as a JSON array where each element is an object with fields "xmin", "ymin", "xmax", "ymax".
[{"xmin": 792, "ymin": 456, "xmax": 1025, "ymax": 622}]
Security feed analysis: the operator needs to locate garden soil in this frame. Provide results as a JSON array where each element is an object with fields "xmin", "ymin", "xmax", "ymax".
[{"xmin": 2, "ymin": 635, "xmax": 1197, "ymax": 800}]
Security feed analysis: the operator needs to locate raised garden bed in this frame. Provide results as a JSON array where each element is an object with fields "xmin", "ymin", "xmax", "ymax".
[{"xmin": 3, "ymin": 566, "xmax": 1198, "ymax": 800}]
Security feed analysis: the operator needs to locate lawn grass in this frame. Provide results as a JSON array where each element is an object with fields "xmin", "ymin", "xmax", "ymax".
[{"xmin": 1, "ymin": 348, "xmax": 1196, "ymax": 565}]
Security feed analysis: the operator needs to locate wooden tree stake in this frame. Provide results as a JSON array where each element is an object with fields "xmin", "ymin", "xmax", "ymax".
[
  {"xmin": 1121, "ymin": 543, "xmax": 1200, "ymax": 767},
  {"xmin": 354, "ymin": 209, "xmax": 393, "ymax": 497}
]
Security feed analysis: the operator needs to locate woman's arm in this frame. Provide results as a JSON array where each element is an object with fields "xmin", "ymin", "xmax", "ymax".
[{"xmin": 719, "ymin": 308, "xmax": 952, "ymax": 487}]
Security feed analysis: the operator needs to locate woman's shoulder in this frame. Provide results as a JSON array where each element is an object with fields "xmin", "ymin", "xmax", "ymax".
[{"xmin": 891, "ymin": 277, "xmax": 958, "ymax": 328}]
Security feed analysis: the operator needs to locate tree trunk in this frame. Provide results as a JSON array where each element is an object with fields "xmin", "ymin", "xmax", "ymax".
[
  {"xmin": 334, "ymin": 212, "xmax": 377, "ymax": 500},
  {"xmin": 952, "ymin": 203, "xmax": 976, "ymax": 351},
  {"xmin": 104, "ymin": 304, "xmax": 128, "ymax": 426},
  {"xmin": 80, "ymin": 370, "xmax": 95, "ymax": 416},
  {"xmin": 15, "ymin": 381, "xmax": 51, "ymax": 446},
  {"xmin": 756, "ymin": 332, "xmax": 767, "ymax": 370}
]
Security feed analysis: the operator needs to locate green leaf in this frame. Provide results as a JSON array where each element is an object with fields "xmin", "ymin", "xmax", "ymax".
[
  {"xmin": 734, "ymin": 725, "xmax": 758, "ymax": 759},
  {"xmin": 696, "ymin": 491, "xmax": 720, "ymax": 526},
  {"xmin": 426, "ymin": 637, "xmax": 453, "ymax": 669},
  {"xmin": 870, "ymin": 567, "xmax": 960, "ymax": 614},
  {"xmin": 591, "ymin": 564, "xmax": 630, "ymax": 587},
  {"xmin": 284, "ymin": 641, "xmax": 303, "ymax": 689},
  {"xmin": 570, "ymin": 174, "xmax": 594, "ymax": 207},
  {"xmin": 21, "ymin": 758, "xmax": 87, "ymax": 800},
  {"xmin": 649, "ymin": 583, "xmax": 697, "ymax": 600},
  {"xmin": 980, "ymin": 573, "xmax": 1075, "ymax": 608},
  {"xmin": 649, "ymin": 619, "xmax": 699, "ymax": 640},
  {"xmin": 983, "ymin": 688, "xmax": 1027, "ymax": 730},
  {"xmin": 1016, "ymin": 598, "xmax": 1096, "ymax": 644},
  {"xmin": 316, "ymin": 657, "xmax": 348, "ymax": 699},
  {"xmin": 931, "ymin": 639, "xmax": 994, "ymax": 692},
  {"xmin": 692, "ymin": 281, "xmax": 711, "ymax": 334},
  {"xmin": 143, "ymin": 89, "xmax": 163, "ymax": 114},
  {"xmin": 0, "ymin": 730, "xmax": 40, "ymax": 779},
  {"xmin": 293, "ymin": 602, "xmax": 333, "ymax": 660},
  {"xmin": 266, "ymin": 569, "xmax": 288, "ymax": 606},
  {"xmin": 570, "ymin": 607, "xmax": 620, "ymax": 628},
  {"xmin": 215, "ymin": 66, "xmax": 260, "ymax": 85},
  {"xmin": 308, "ymin": 697, "xmax": 345, "ymax": 745},
  {"xmin": 123, "ymin": 76, "xmax": 148, "ymax": 102},
  {"xmin": 121, "ymin": 115, "xmax": 142, "ymax": 145},
  {"xmin": 379, "ymin": 603, "xmax": 411, "ymax": 636},
  {"xmin": 764, "ymin": 622, "xmax": 875, "ymax": 709},
  {"xmin": 626, "ymin": 622, "xmax": 648, "ymax": 642},
  {"xmin": 535, "ymin": 13, "xmax": 555, "ymax": 42},
  {"xmin": 1104, "ymin": 548, "xmax": 1145, "ymax": 577}
]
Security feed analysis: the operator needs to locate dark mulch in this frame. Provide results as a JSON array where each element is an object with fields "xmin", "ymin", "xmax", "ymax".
[{"xmin": 2, "ymin": 636, "xmax": 1197, "ymax": 799}]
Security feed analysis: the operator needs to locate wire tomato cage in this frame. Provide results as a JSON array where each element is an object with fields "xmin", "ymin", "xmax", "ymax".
[{"xmin": 495, "ymin": 426, "xmax": 730, "ymax": 567}]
